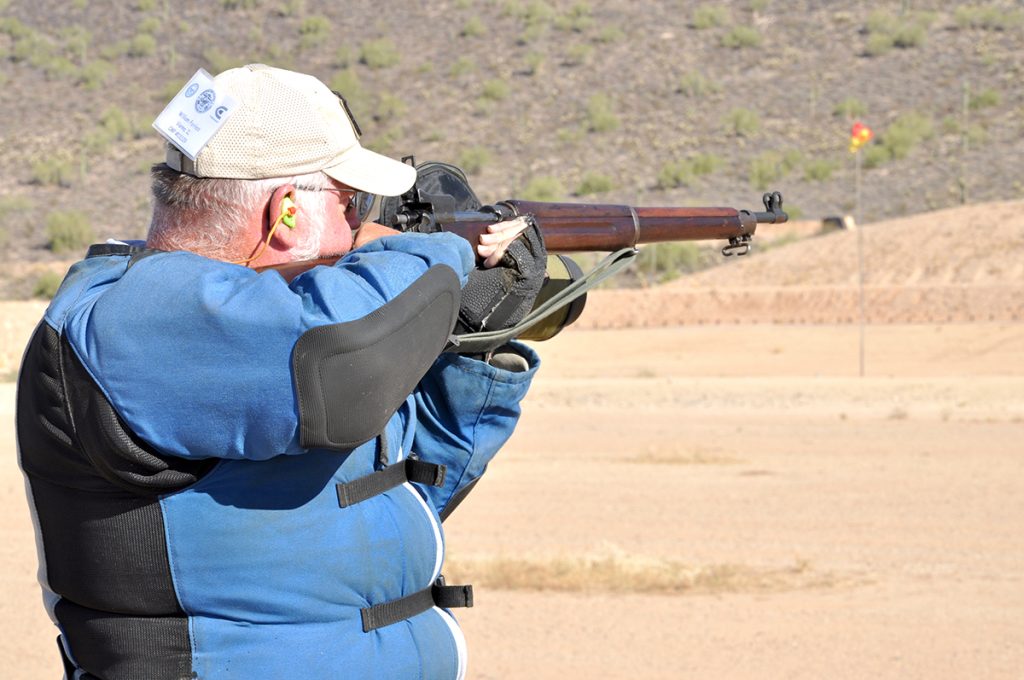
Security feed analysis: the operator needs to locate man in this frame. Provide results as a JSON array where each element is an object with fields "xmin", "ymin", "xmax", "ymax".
[{"xmin": 17, "ymin": 64, "xmax": 543, "ymax": 679}]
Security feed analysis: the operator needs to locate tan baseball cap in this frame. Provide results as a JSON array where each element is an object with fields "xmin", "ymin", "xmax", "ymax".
[{"xmin": 165, "ymin": 64, "xmax": 416, "ymax": 197}]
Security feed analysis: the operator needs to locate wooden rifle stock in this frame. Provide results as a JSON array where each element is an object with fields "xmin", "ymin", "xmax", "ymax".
[{"xmin": 439, "ymin": 200, "xmax": 764, "ymax": 253}]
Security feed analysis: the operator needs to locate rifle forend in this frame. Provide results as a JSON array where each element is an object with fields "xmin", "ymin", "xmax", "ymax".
[{"xmin": 402, "ymin": 191, "xmax": 788, "ymax": 257}]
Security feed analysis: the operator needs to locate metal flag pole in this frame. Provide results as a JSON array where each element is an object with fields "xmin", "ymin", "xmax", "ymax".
[
  {"xmin": 849, "ymin": 121, "xmax": 873, "ymax": 378},
  {"xmin": 856, "ymin": 148, "xmax": 865, "ymax": 378}
]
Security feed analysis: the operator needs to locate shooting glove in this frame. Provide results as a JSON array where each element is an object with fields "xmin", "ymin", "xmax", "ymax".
[{"xmin": 455, "ymin": 216, "xmax": 547, "ymax": 344}]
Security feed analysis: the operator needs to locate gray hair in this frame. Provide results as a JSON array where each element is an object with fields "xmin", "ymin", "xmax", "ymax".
[{"xmin": 148, "ymin": 163, "xmax": 331, "ymax": 261}]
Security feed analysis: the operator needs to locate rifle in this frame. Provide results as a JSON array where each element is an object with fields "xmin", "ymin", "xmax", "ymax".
[{"xmin": 266, "ymin": 161, "xmax": 788, "ymax": 346}]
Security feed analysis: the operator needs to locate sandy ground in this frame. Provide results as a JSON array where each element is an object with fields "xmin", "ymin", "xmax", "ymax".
[
  {"xmin": 1, "ymin": 320, "xmax": 1022, "ymax": 679},
  {"xmin": 1, "ymin": 201, "xmax": 1022, "ymax": 677}
]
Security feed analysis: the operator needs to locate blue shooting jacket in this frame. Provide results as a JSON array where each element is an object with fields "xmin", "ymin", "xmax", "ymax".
[{"xmin": 17, "ymin": 231, "xmax": 538, "ymax": 680}]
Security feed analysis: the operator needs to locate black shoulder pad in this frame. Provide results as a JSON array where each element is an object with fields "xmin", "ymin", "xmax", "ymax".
[{"xmin": 293, "ymin": 264, "xmax": 461, "ymax": 450}]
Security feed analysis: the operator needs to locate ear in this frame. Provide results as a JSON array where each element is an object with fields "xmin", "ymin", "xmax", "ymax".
[{"xmin": 267, "ymin": 184, "xmax": 300, "ymax": 251}]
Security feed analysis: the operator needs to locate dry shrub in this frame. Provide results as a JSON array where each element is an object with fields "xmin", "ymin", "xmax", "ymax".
[{"xmin": 445, "ymin": 552, "xmax": 827, "ymax": 595}]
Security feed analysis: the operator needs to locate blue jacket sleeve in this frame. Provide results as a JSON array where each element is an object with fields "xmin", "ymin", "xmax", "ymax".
[
  {"xmin": 410, "ymin": 342, "xmax": 539, "ymax": 515},
  {"xmin": 62, "ymin": 233, "xmax": 474, "ymax": 461}
]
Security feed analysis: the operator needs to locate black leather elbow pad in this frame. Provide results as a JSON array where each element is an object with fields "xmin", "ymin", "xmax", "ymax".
[{"xmin": 292, "ymin": 264, "xmax": 460, "ymax": 450}]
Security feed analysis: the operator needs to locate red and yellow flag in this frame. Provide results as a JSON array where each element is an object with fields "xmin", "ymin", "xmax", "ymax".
[{"xmin": 849, "ymin": 121, "xmax": 874, "ymax": 153}]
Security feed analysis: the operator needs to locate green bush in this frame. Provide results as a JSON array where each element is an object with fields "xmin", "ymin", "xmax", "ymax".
[
  {"xmin": 372, "ymin": 93, "xmax": 406, "ymax": 123},
  {"xmin": 575, "ymin": 172, "xmax": 613, "ymax": 196},
  {"xmin": 84, "ymin": 105, "xmax": 143, "ymax": 154},
  {"xmin": 635, "ymin": 243, "xmax": 706, "ymax": 283},
  {"xmin": 954, "ymin": 5, "xmax": 1023, "ymax": 30},
  {"xmin": 79, "ymin": 59, "xmax": 112, "ymax": 89},
  {"xmin": 360, "ymin": 38, "xmax": 400, "ymax": 69},
  {"xmin": 803, "ymin": 158, "xmax": 837, "ymax": 182},
  {"xmin": 678, "ymin": 71, "xmax": 719, "ymax": 97},
  {"xmin": 335, "ymin": 46, "xmax": 353, "ymax": 68},
  {"xmin": 461, "ymin": 17, "xmax": 486, "ymax": 38},
  {"xmin": 523, "ymin": 51, "xmax": 544, "ymax": 76},
  {"xmin": 328, "ymin": 69, "xmax": 368, "ymax": 121},
  {"xmin": 99, "ymin": 39, "xmax": 129, "ymax": 60},
  {"xmin": 780, "ymin": 149, "xmax": 803, "ymax": 173},
  {"xmin": 749, "ymin": 152, "xmax": 782, "ymax": 190},
  {"xmin": 520, "ymin": 0, "xmax": 556, "ymax": 26},
  {"xmin": 275, "ymin": 0, "xmax": 303, "ymax": 16},
  {"xmin": 692, "ymin": 4, "xmax": 729, "ymax": 29},
  {"xmin": 516, "ymin": 23, "xmax": 546, "ymax": 44},
  {"xmin": 727, "ymin": 108, "xmax": 760, "ymax": 137},
  {"xmin": 299, "ymin": 16, "xmax": 331, "ymax": 49},
  {"xmin": 833, "ymin": 97, "xmax": 867, "ymax": 119},
  {"xmin": 860, "ymin": 112, "xmax": 934, "ymax": 168},
  {"xmin": 481, "ymin": 79, "xmax": 510, "ymax": 101},
  {"xmin": 593, "ymin": 26, "xmax": 624, "ymax": 43},
  {"xmin": 11, "ymin": 31, "xmax": 55, "ymax": 66},
  {"xmin": 222, "ymin": 0, "xmax": 262, "ymax": 8},
  {"xmin": 40, "ymin": 56, "xmax": 79, "ymax": 80},
  {"xmin": 657, "ymin": 160, "xmax": 695, "ymax": 190},
  {"xmin": 863, "ymin": 9, "xmax": 932, "ymax": 55},
  {"xmin": 564, "ymin": 42, "xmax": 593, "ymax": 66},
  {"xmin": 127, "ymin": 33, "xmax": 156, "ymax": 57},
  {"xmin": 585, "ymin": 93, "xmax": 619, "ymax": 133},
  {"xmin": 556, "ymin": 126, "xmax": 584, "ymax": 145},
  {"xmin": 865, "ymin": 9, "xmax": 900, "ymax": 35},
  {"xmin": 882, "ymin": 112, "xmax": 934, "ymax": 159},
  {"xmin": 0, "ymin": 196, "xmax": 30, "ymax": 246},
  {"xmin": 864, "ymin": 32, "xmax": 894, "ymax": 56},
  {"xmin": 101, "ymin": 106, "xmax": 141, "ymax": 140},
  {"xmin": 519, "ymin": 175, "xmax": 564, "ymax": 201},
  {"xmin": 33, "ymin": 271, "xmax": 64, "ymax": 299},
  {"xmin": 0, "ymin": 17, "xmax": 31, "ymax": 38},
  {"xmin": 59, "ymin": 25, "xmax": 92, "ymax": 63},
  {"xmin": 554, "ymin": 3, "xmax": 592, "ymax": 32},
  {"xmin": 720, "ymin": 26, "xmax": 762, "ymax": 48},
  {"xmin": 747, "ymin": 148, "xmax": 802, "ymax": 189},
  {"xmin": 969, "ymin": 88, "xmax": 1001, "ymax": 110},
  {"xmin": 657, "ymin": 153, "xmax": 722, "ymax": 190},
  {"xmin": 31, "ymin": 158, "xmax": 74, "ymax": 187},
  {"xmin": 329, "ymin": 68, "xmax": 361, "ymax": 95},
  {"xmin": 450, "ymin": 56, "xmax": 476, "ymax": 77},
  {"xmin": 861, "ymin": 144, "xmax": 890, "ymax": 169},
  {"xmin": 690, "ymin": 153, "xmax": 722, "ymax": 176},
  {"xmin": 966, "ymin": 123, "xmax": 989, "ymax": 145},
  {"xmin": 363, "ymin": 129, "xmax": 397, "ymax": 155},
  {"xmin": 46, "ymin": 210, "xmax": 94, "ymax": 253},
  {"xmin": 138, "ymin": 16, "xmax": 161, "ymax": 34},
  {"xmin": 458, "ymin": 146, "xmax": 491, "ymax": 175},
  {"xmin": 892, "ymin": 23, "xmax": 926, "ymax": 48}
]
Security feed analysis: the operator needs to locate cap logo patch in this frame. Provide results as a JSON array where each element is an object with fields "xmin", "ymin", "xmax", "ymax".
[{"xmin": 152, "ymin": 68, "xmax": 238, "ymax": 161}]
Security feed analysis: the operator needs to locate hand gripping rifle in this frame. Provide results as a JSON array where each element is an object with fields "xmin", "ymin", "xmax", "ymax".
[{"xmin": 268, "ymin": 160, "xmax": 788, "ymax": 350}]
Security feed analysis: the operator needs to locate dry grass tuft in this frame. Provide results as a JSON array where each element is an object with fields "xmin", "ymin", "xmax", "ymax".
[
  {"xmin": 629, "ymin": 445, "xmax": 741, "ymax": 465},
  {"xmin": 445, "ymin": 551, "xmax": 833, "ymax": 595}
]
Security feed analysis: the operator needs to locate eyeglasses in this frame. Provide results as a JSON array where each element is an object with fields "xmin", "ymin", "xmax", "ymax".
[{"xmin": 296, "ymin": 186, "xmax": 376, "ymax": 223}]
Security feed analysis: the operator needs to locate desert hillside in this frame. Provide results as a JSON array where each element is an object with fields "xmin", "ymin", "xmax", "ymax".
[{"xmin": 1, "ymin": 0, "xmax": 1022, "ymax": 298}]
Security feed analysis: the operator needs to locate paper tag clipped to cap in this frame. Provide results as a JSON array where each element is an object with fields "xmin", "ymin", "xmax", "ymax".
[{"xmin": 152, "ymin": 69, "xmax": 238, "ymax": 161}]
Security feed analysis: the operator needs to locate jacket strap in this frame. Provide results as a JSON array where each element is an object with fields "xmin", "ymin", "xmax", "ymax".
[
  {"xmin": 336, "ymin": 457, "xmax": 446, "ymax": 508},
  {"xmin": 360, "ymin": 577, "xmax": 473, "ymax": 632}
]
